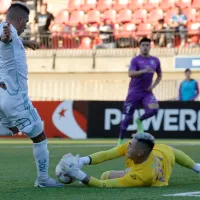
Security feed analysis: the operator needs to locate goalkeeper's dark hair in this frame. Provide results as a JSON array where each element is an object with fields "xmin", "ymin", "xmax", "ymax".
[
  {"xmin": 139, "ymin": 37, "xmax": 151, "ymax": 45},
  {"xmin": 134, "ymin": 132, "xmax": 155, "ymax": 152}
]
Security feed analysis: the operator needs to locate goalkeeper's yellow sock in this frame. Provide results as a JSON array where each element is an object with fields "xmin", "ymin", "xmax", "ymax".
[
  {"xmin": 172, "ymin": 148, "xmax": 199, "ymax": 172},
  {"xmin": 101, "ymin": 171, "xmax": 110, "ymax": 180}
]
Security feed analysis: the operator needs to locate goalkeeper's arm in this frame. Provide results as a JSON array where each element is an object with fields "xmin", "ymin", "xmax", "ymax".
[
  {"xmin": 73, "ymin": 171, "xmax": 145, "ymax": 187},
  {"xmin": 79, "ymin": 143, "xmax": 128, "ymax": 166}
]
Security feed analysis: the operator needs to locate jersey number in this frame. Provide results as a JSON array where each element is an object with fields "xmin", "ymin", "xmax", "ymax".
[{"xmin": 155, "ymin": 156, "xmax": 165, "ymax": 182}]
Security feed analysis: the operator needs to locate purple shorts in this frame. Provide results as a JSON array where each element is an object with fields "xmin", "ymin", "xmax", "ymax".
[{"xmin": 123, "ymin": 91, "xmax": 158, "ymax": 115}]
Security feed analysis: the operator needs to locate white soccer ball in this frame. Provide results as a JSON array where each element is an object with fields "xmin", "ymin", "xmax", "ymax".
[{"xmin": 55, "ymin": 164, "xmax": 75, "ymax": 184}]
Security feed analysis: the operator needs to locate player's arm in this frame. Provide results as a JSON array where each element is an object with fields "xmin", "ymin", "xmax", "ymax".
[
  {"xmin": 191, "ymin": 81, "xmax": 199, "ymax": 101},
  {"xmin": 178, "ymin": 82, "xmax": 183, "ymax": 100},
  {"xmin": 90, "ymin": 146, "xmax": 125, "ymax": 164},
  {"xmin": 0, "ymin": 23, "xmax": 12, "ymax": 44},
  {"xmin": 150, "ymin": 72, "xmax": 162, "ymax": 89},
  {"xmin": 21, "ymin": 39, "xmax": 29, "ymax": 48},
  {"xmin": 80, "ymin": 172, "xmax": 145, "ymax": 187},
  {"xmin": 129, "ymin": 69, "xmax": 150, "ymax": 78},
  {"xmin": 149, "ymin": 59, "xmax": 162, "ymax": 90},
  {"xmin": 21, "ymin": 39, "xmax": 39, "ymax": 50},
  {"xmin": 128, "ymin": 58, "xmax": 153, "ymax": 78},
  {"xmin": 60, "ymin": 152, "xmax": 146, "ymax": 187},
  {"xmin": 48, "ymin": 14, "xmax": 55, "ymax": 31},
  {"xmin": 181, "ymin": 15, "xmax": 187, "ymax": 26},
  {"xmin": 79, "ymin": 142, "xmax": 129, "ymax": 166}
]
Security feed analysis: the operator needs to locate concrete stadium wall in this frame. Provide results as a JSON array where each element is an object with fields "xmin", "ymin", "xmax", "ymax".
[
  {"xmin": 27, "ymin": 49, "xmax": 200, "ymax": 78},
  {"xmin": 27, "ymin": 72, "xmax": 200, "ymax": 101},
  {"xmin": 26, "ymin": 49, "xmax": 200, "ymax": 100}
]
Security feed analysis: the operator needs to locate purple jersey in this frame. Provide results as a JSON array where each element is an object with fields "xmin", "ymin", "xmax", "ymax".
[{"xmin": 129, "ymin": 55, "xmax": 161, "ymax": 92}]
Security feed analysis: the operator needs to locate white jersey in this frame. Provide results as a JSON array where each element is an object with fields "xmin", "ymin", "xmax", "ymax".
[{"xmin": 0, "ymin": 22, "xmax": 28, "ymax": 95}]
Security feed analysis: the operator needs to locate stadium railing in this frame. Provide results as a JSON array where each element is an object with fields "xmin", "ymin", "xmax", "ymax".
[{"xmin": 23, "ymin": 30, "xmax": 200, "ymax": 49}]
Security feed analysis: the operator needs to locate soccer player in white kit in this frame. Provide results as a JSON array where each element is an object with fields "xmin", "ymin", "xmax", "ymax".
[{"xmin": 0, "ymin": 2, "xmax": 63, "ymax": 187}]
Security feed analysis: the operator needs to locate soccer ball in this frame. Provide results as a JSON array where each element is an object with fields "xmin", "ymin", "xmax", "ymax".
[{"xmin": 55, "ymin": 164, "xmax": 75, "ymax": 184}]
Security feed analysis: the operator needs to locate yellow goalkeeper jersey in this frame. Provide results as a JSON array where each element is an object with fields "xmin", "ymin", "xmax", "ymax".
[{"xmin": 88, "ymin": 141, "xmax": 175, "ymax": 188}]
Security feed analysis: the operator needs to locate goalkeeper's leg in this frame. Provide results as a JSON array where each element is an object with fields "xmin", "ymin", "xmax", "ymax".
[
  {"xmin": 101, "ymin": 170, "xmax": 125, "ymax": 180},
  {"xmin": 172, "ymin": 148, "xmax": 200, "ymax": 173}
]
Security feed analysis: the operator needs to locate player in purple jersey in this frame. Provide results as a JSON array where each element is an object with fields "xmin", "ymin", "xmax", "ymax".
[{"xmin": 118, "ymin": 38, "xmax": 162, "ymax": 145}]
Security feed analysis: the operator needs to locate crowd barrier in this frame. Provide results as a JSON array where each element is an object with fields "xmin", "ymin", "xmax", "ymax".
[{"xmin": 24, "ymin": 31, "xmax": 199, "ymax": 49}]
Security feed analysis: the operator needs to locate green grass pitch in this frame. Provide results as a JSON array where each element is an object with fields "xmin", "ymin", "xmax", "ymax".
[{"xmin": 0, "ymin": 138, "xmax": 200, "ymax": 200}]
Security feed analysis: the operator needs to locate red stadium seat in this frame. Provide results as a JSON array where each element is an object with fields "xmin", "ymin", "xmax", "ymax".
[
  {"xmin": 0, "ymin": 0, "xmax": 11, "ymax": 14},
  {"xmin": 96, "ymin": 0, "xmax": 112, "ymax": 12},
  {"xmin": 183, "ymin": 8, "xmax": 196, "ymax": 22},
  {"xmin": 68, "ymin": 10, "xmax": 85, "ymax": 25},
  {"xmin": 117, "ymin": 9, "xmax": 132, "ymax": 23},
  {"xmin": 165, "ymin": 8, "xmax": 178, "ymax": 23},
  {"xmin": 103, "ymin": 9, "xmax": 117, "ymax": 23},
  {"xmin": 79, "ymin": 37, "xmax": 92, "ymax": 49},
  {"xmin": 187, "ymin": 23, "xmax": 200, "ymax": 46},
  {"xmin": 187, "ymin": 22, "xmax": 200, "ymax": 35},
  {"xmin": 113, "ymin": 0, "xmax": 129, "ymax": 12},
  {"xmin": 148, "ymin": 8, "xmax": 164, "ymax": 24},
  {"xmin": 159, "ymin": 0, "xmax": 175, "ymax": 11},
  {"xmin": 196, "ymin": 12, "xmax": 200, "ymax": 22},
  {"xmin": 176, "ymin": 0, "xmax": 191, "ymax": 9},
  {"xmin": 115, "ymin": 22, "xmax": 136, "ymax": 38},
  {"xmin": 192, "ymin": 0, "xmax": 200, "ymax": 10},
  {"xmin": 132, "ymin": 9, "xmax": 147, "ymax": 24},
  {"xmin": 136, "ymin": 23, "xmax": 152, "ymax": 36},
  {"xmin": 144, "ymin": 0, "xmax": 160, "ymax": 11},
  {"xmin": 67, "ymin": 0, "xmax": 83, "ymax": 12},
  {"xmin": 81, "ymin": 0, "xmax": 96, "ymax": 12},
  {"xmin": 54, "ymin": 9, "xmax": 69, "ymax": 24},
  {"xmin": 129, "ymin": 0, "xmax": 144, "ymax": 11},
  {"xmin": 86, "ymin": 10, "xmax": 100, "ymax": 24}
]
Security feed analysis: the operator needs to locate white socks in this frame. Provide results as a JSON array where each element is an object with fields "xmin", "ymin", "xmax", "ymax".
[
  {"xmin": 79, "ymin": 156, "xmax": 91, "ymax": 167},
  {"xmin": 193, "ymin": 163, "xmax": 200, "ymax": 173},
  {"xmin": 33, "ymin": 139, "xmax": 49, "ymax": 181},
  {"xmin": 0, "ymin": 124, "xmax": 13, "ymax": 136}
]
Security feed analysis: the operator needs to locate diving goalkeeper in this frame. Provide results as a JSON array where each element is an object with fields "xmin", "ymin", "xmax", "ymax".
[{"xmin": 59, "ymin": 132, "xmax": 200, "ymax": 187}]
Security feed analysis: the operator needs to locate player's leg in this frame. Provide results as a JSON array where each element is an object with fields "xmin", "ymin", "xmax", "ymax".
[
  {"xmin": 0, "ymin": 123, "xmax": 13, "ymax": 136},
  {"xmin": 0, "ymin": 98, "xmax": 14, "ymax": 136},
  {"xmin": 118, "ymin": 100, "xmax": 139, "ymax": 145},
  {"xmin": 1, "ymin": 92, "xmax": 63, "ymax": 187},
  {"xmin": 172, "ymin": 147, "xmax": 200, "ymax": 173},
  {"xmin": 137, "ymin": 93, "xmax": 159, "ymax": 132},
  {"xmin": 101, "ymin": 171, "xmax": 125, "ymax": 180}
]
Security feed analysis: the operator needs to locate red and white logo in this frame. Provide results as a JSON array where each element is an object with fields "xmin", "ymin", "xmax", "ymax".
[{"xmin": 52, "ymin": 101, "xmax": 87, "ymax": 139}]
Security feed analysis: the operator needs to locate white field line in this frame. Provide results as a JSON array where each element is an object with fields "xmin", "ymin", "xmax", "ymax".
[{"xmin": 164, "ymin": 191, "xmax": 200, "ymax": 197}]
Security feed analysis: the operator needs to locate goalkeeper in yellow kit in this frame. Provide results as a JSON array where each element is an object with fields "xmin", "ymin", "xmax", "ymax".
[{"xmin": 59, "ymin": 132, "xmax": 200, "ymax": 187}]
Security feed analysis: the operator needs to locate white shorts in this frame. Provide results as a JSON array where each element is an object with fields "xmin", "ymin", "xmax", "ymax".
[{"xmin": 0, "ymin": 88, "xmax": 43, "ymax": 138}]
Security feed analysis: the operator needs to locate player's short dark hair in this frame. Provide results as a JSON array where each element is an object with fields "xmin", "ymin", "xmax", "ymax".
[
  {"xmin": 185, "ymin": 68, "xmax": 191, "ymax": 73},
  {"xmin": 139, "ymin": 37, "xmax": 151, "ymax": 45},
  {"xmin": 134, "ymin": 133, "xmax": 155, "ymax": 152},
  {"xmin": 41, "ymin": 2, "xmax": 48, "ymax": 7},
  {"xmin": 137, "ymin": 138, "xmax": 155, "ymax": 151},
  {"xmin": 7, "ymin": 2, "xmax": 30, "ymax": 15}
]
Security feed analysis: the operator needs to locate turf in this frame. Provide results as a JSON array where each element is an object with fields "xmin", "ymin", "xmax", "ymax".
[{"xmin": 0, "ymin": 139, "xmax": 200, "ymax": 200}]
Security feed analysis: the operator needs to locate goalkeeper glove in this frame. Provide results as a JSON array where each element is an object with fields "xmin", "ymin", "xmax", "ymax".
[{"xmin": 60, "ymin": 154, "xmax": 87, "ymax": 181}]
